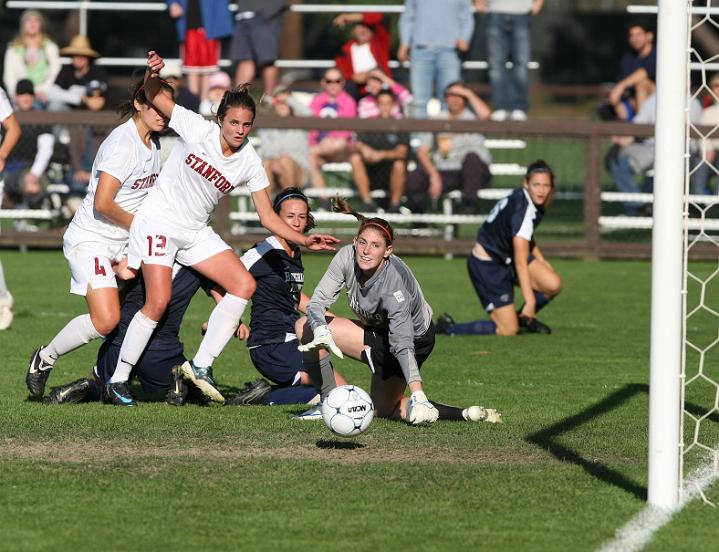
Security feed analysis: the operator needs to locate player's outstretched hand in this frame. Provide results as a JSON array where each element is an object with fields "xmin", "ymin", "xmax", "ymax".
[
  {"xmin": 407, "ymin": 390, "xmax": 439, "ymax": 425},
  {"xmin": 297, "ymin": 324, "xmax": 344, "ymax": 358},
  {"xmin": 304, "ymin": 233, "xmax": 340, "ymax": 251},
  {"xmin": 147, "ymin": 50, "xmax": 165, "ymax": 75}
]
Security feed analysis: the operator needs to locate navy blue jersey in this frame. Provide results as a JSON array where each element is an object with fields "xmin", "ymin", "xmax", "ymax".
[
  {"xmin": 477, "ymin": 187, "xmax": 544, "ymax": 265},
  {"xmin": 109, "ymin": 265, "xmax": 213, "ymax": 351},
  {"xmin": 241, "ymin": 236, "xmax": 304, "ymax": 347}
]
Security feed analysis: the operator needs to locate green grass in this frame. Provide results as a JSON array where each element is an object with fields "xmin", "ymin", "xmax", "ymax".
[{"xmin": 0, "ymin": 251, "xmax": 717, "ymax": 551}]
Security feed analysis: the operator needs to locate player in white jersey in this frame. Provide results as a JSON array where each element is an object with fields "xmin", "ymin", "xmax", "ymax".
[
  {"xmin": 104, "ymin": 51, "xmax": 338, "ymax": 406},
  {"xmin": 26, "ymin": 78, "xmax": 174, "ymax": 400}
]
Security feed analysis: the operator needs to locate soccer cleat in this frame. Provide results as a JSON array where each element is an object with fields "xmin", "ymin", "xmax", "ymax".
[
  {"xmin": 293, "ymin": 403, "xmax": 323, "ymax": 420},
  {"xmin": 518, "ymin": 314, "xmax": 552, "ymax": 335},
  {"xmin": 166, "ymin": 365, "xmax": 188, "ymax": 407},
  {"xmin": 226, "ymin": 378, "xmax": 272, "ymax": 406},
  {"xmin": 44, "ymin": 378, "xmax": 91, "ymax": 405},
  {"xmin": 180, "ymin": 361, "xmax": 224, "ymax": 404},
  {"xmin": 0, "ymin": 291, "xmax": 13, "ymax": 331},
  {"xmin": 463, "ymin": 405, "xmax": 503, "ymax": 424},
  {"xmin": 435, "ymin": 312, "xmax": 456, "ymax": 335},
  {"xmin": 26, "ymin": 346, "xmax": 54, "ymax": 399},
  {"xmin": 103, "ymin": 381, "xmax": 136, "ymax": 407}
]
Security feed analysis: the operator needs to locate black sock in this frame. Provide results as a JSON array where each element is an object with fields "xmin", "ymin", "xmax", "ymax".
[{"xmin": 429, "ymin": 401, "xmax": 465, "ymax": 421}]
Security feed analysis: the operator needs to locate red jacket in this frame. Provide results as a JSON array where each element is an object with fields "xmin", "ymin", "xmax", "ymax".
[{"xmin": 334, "ymin": 13, "xmax": 392, "ymax": 84}]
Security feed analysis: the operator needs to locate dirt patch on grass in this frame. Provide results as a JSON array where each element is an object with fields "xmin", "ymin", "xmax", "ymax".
[{"xmin": 0, "ymin": 438, "xmax": 542, "ymax": 466}]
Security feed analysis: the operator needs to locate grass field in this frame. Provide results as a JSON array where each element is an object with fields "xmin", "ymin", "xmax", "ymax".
[{"xmin": 1, "ymin": 250, "xmax": 717, "ymax": 551}]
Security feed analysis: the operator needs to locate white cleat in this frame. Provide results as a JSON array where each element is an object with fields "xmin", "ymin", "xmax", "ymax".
[
  {"xmin": 0, "ymin": 291, "xmax": 13, "ymax": 331},
  {"xmin": 463, "ymin": 405, "xmax": 503, "ymax": 423},
  {"xmin": 293, "ymin": 403, "xmax": 323, "ymax": 420}
]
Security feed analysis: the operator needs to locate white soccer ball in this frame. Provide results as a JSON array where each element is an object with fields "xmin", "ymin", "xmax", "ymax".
[{"xmin": 321, "ymin": 385, "xmax": 374, "ymax": 438}]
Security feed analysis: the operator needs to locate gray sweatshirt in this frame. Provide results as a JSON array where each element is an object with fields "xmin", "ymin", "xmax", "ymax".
[{"xmin": 307, "ymin": 245, "xmax": 433, "ymax": 383}]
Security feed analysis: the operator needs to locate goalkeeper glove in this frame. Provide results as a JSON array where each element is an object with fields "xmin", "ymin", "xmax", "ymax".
[
  {"xmin": 407, "ymin": 390, "xmax": 438, "ymax": 425},
  {"xmin": 297, "ymin": 324, "xmax": 344, "ymax": 358}
]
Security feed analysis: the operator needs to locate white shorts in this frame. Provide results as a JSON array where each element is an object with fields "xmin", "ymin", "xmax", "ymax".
[
  {"xmin": 127, "ymin": 215, "xmax": 231, "ymax": 269},
  {"xmin": 63, "ymin": 227, "xmax": 126, "ymax": 296}
]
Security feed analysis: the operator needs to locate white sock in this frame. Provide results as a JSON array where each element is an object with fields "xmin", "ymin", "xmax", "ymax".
[
  {"xmin": 109, "ymin": 311, "xmax": 158, "ymax": 383},
  {"xmin": 192, "ymin": 294, "xmax": 247, "ymax": 368},
  {"xmin": 0, "ymin": 260, "xmax": 8, "ymax": 296},
  {"xmin": 42, "ymin": 314, "xmax": 102, "ymax": 365}
]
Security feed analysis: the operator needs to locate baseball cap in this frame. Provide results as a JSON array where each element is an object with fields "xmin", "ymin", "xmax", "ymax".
[
  {"xmin": 86, "ymin": 79, "xmax": 108, "ymax": 96},
  {"xmin": 207, "ymin": 71, "xmax": 231, "ymax": 91},
  {"xmin": 15, "ymin": 79, "xmax": 34, "ymax": 96}
]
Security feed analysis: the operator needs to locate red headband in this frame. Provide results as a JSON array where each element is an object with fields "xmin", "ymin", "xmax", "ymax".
[{"xmin": 362, "ymin": 221, "xmax": 393, "ymax": 243}]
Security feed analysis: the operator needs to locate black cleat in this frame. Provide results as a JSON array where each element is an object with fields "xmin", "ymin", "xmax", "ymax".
[
  {"xmin": 166, "ymin": 365, "xmax": 188, "ymax": 406},
  {"xmin": 26, "ymin": 346, "xmax": 54, "ymax": 399},
  {"xmin": 518, "ymin": 314, "xmax": 552, "ymax": 335},
  {"xmin": 435, "ymin": 313, "xmax": 456, "ymax": 335},
  {"xmin": 226, "ymin": 379, "xmax": 272, "ymax": 406},
  {"xmin": 44, "ymin": 378, "xmax": 91, "ymax": 405},
  {"xmin": 103, "ymin": 381, "xmax": 136, "ymax": 406}
]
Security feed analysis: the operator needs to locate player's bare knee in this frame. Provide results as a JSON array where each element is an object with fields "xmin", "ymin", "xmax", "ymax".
[
  {"xmin": 548, "ymin": 275, "xmax": 563, "ymax": 297},
  {"xmin": 496, "ymin": 322, "xmax": 519, "ymax": 336},
  {"xmin": 91, "ymin": 311, "xmax": 119, "ymax": 336},
  {"xmin": 295, "ymin": 316, "xmax": 308, "ymax": 341}
]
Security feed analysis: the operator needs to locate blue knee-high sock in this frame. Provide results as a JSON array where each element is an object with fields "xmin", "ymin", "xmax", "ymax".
[
  {"xmin": 263, "ymin": 385, "xmax": 318, "ymax": 405},
  {"xmin": 446, "ymin": 320, "xmax": 497, "ymax": 335},
  {"xmin": 519, "ymin": 291, "xmax": 550, "ymax": 314}
]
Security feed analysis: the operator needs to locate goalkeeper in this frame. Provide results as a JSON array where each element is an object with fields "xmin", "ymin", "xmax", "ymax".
[{"xmin": 295, "ymin": 197, "xmax": 501, "ymax": 425}]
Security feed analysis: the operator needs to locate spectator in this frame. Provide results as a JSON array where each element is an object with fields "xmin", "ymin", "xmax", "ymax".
[
  {"xmin": 406, "ymin": 82, "xmax": 492, "ymax": 214},
  {"xmin": 692, "ymin": 74, "xmax": 719, "ymax": 196},
  {"xmin": 0, "ymin": 86, "xmax": 22, "ymax": 209},
  {"xmin": 232, "ymin": 1, "xmax": 289, "ymax": 99},
  {"xmin": 358, "ymin": 69, "xmax": 413, "ymax": 119},
  {"xmin": 167, "ymin": 1, "xmax": 233, "ymax": 99},
  {"xmin": 67, "ymin": 80, "xmax": 109, "ymax": 198},
  {"xmin": 199, "ymin": 71, "xmax": 231, "ymax": 116},
  {"xmin": 3, "ymin": 9, "xmax": 61, "ymax": 106},
  {"xmin": 257, "ymin": 86, "xmax": 311, "ymax": 191},
  {"xmin": 48, "ymin": 35, "xmax": 107, "ymax": 111},
  {"xmin": 2, "ymin": 79, "xmax": 55, "ymax": 213},
  {"xmin": 308, "ymin": 68, "xmax": 357, "ymax": 196},
  {"xmin": 159, "ymin": 62, "xmax": 200, "ymax": 112},
  {"xmin": 603, "ymin": 22, "xmax": 656, "ymax": 122},
  {"xmin": 350, "ymin": 89, "xmax": 410, "ymax": 212},
  {"xmin": 333, "ymin": 12, "xmax": 392, "ymax": 100},
  {"xmin": 475, "ymin": 0, "xmax": 543, "ymax": 122},
  {"xmin": 398, "ymin": 0, "xmax": 474, "ymax": 118}
]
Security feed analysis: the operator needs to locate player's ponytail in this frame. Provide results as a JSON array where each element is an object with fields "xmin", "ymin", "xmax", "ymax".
[
  {"xmin": 117, "ymin": 77, "xmax": 174, "ymax": 119},
  {"xmin": 273, "ymin": 187, "xmax": 315, "ymax": 233},
  {"xmin": 216, "ymin": 83, "xmax": 256, "ymax": 122},
  {"xmin": 332, "ymin": 195, "xmax": 395, "ymax": 245}
]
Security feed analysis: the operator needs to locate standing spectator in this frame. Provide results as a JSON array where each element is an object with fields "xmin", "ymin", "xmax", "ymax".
[
  {"xmin": 350, "ymin": 89, "xmax": 410, "ymax": 212},
  {"xmin": 406, "ymin": 82, "xmax": 492, "ymax": 214},
  {"xmin": 692, "ymin": 74, "xmax": 719, "ymax": 196},
  {"xmin": 3, "ymin": 9, "xmax": 61, "ymax": 106},
  {"xmin": 358, "ymin": 69, "xmax": 413, "ymax": 119},
  {"xmin": 308, "ymin": 68, "xmax": 357, "ymax": 196},
  {"xmin": 199, "ymin": 71, "xmax": 231, "ymax": 116},
  {"xmin": 167, "ymin": 0, "xmax": 233, "ymax": 100},
  {"xmin": 398, "ymin": 0, "xmax": 474, "ymax": 119},
  {"xmin": 475, "ymin": 0, "xmax": 543, "ymax": 122},
  {"xmin": 333, "ymin": 12, "xmax": 392, "ymax": 100},
  {"xmin": 3, "ymin": 80, "xmax": 55, "ymax": 213},
  {"xmin": 258, "ymin": 86, "xmax": 311, "ymax": 191},
  {"xmin": 159, "ymin": 62, "xmax": 200, "ymax": 112},
  {"xmin": 232, "ymin": 0, "xmax": 289, "ymax": 99},
  {"xmin": 48, "ymin": 35, "xmax": 107, "ymax": 111}
]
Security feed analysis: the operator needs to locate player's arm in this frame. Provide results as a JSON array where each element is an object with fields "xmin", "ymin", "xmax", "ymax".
[
  {"xmin": 94, "ymin": 172, "xmax": 134, "ymax": 230},
  {"xmin": 0, "ymin": 113, "xmax": 21, "ymax": 172},
  {"xmin": 513, "ymin": 236, "xmax": 536, "ymax": 318},
  {"xmin": 144, "ymin": 51, "xmax": 175, "ymax": 119}
]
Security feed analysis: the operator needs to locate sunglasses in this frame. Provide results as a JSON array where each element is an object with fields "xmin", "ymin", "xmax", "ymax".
[{"xmin": 324, "ymin": 78, "xmax": 343, "ymax": 84}]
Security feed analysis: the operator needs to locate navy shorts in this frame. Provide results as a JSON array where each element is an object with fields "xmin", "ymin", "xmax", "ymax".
[
  {"xmin": 230, "ymin": 15, "xmax": 283, "ymax": 65},
  {"xmin": 467, "ymin": 254, "xmax": 537, "ymax": 312},
  {"xmin": 363, "ymin": 322, "xmax": 436, "ymax": 381},
  {"xmin": 249, "ymin": 339, "xmax": 304, "ymax": 386},
  {"xmin": 94, "ymin": 339, "xmax": 184, "ymax": 393}
]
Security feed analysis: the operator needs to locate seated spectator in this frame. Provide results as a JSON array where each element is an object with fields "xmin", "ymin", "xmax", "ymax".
[
  {"xmin": 257, "ymin": 86, "xmax": 311, "ymax": 191},
  {"xmin": 199, "ymin": 71, "xmax": 231, "ymax": 116},
  {"xmin": 3, "ymin": 9, "xmax": 61, "ymax": 106},
  {"xmin": 358, "ymin": 69, "xmax": 412, "ymax": 119},
  {"xmin": 48, "ymin": 35, "xmax": 108, "ymax": 111},
  {"xmin": 406, "ymin": 82, "xmax": 492, "ymax": 213},
  {"xmin": 308, "ymin": 68, "xmax": 357, "ymax": 197},
  {"xmin": 333, "ymin": 12, "xmax": 391, "ymax": 100},
  {"xmin": 67, "ymin": 80, "xmax": 109, "ymax": 198},
  {"xmin": 350, "ymin": 89, "xmax": 409, "ymax": 212},
  {"xmin": 159, "ymin": 62, "xmax": 200, "ymax": 112},
  {"xmin": 2, "ymin": 79, "xmax": 54, "ymax": 212},
  {"xmin": 691, "ymin": 74, "xmax": 719, "ymax": 196}
]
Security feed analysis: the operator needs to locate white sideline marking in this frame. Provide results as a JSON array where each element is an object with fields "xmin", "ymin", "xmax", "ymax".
[{"xmin": 596, "ymin": 463, "xmax": 719, "ymax": 552}]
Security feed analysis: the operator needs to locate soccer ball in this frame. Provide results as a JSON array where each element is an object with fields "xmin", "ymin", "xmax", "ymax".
[{"xmin": 321, "ymin": 385, "xmax": 374, "ymax": 438}]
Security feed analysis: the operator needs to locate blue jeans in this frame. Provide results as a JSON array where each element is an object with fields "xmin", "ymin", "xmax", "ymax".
[
  {"xmin": 690, "ymin": 156, "xmax": 718, "ymax": 195},
  {"xmin": 409, "ymin": 45, "xmax": 461, "ymax": 118},
  {"xmin": 487, "ymin": 12, "xmax": 531, "ymax": 112},
  {"xmin": 608, "ymin": 150, "xmax": 652, "ymax": 215}
]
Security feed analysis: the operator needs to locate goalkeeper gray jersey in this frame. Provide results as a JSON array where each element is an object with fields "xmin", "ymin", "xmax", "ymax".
[{"xmin": 307, "ymin": 245, "xmax": 433, "ymax": 382}]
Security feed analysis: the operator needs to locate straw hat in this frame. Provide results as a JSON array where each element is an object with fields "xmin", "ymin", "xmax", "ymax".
[{"xmin": 60, "ymin": 35, "xmax": 100, "ymax": 58}]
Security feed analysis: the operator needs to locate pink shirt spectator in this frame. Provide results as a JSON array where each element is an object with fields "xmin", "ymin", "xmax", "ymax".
[
  {"xmin": 309, "ymin": 90, "xmax": 357, "ymax": 145},
  {"xmin": 358, "ymin": 82, "xmax": 413, "ymax": 119}
]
